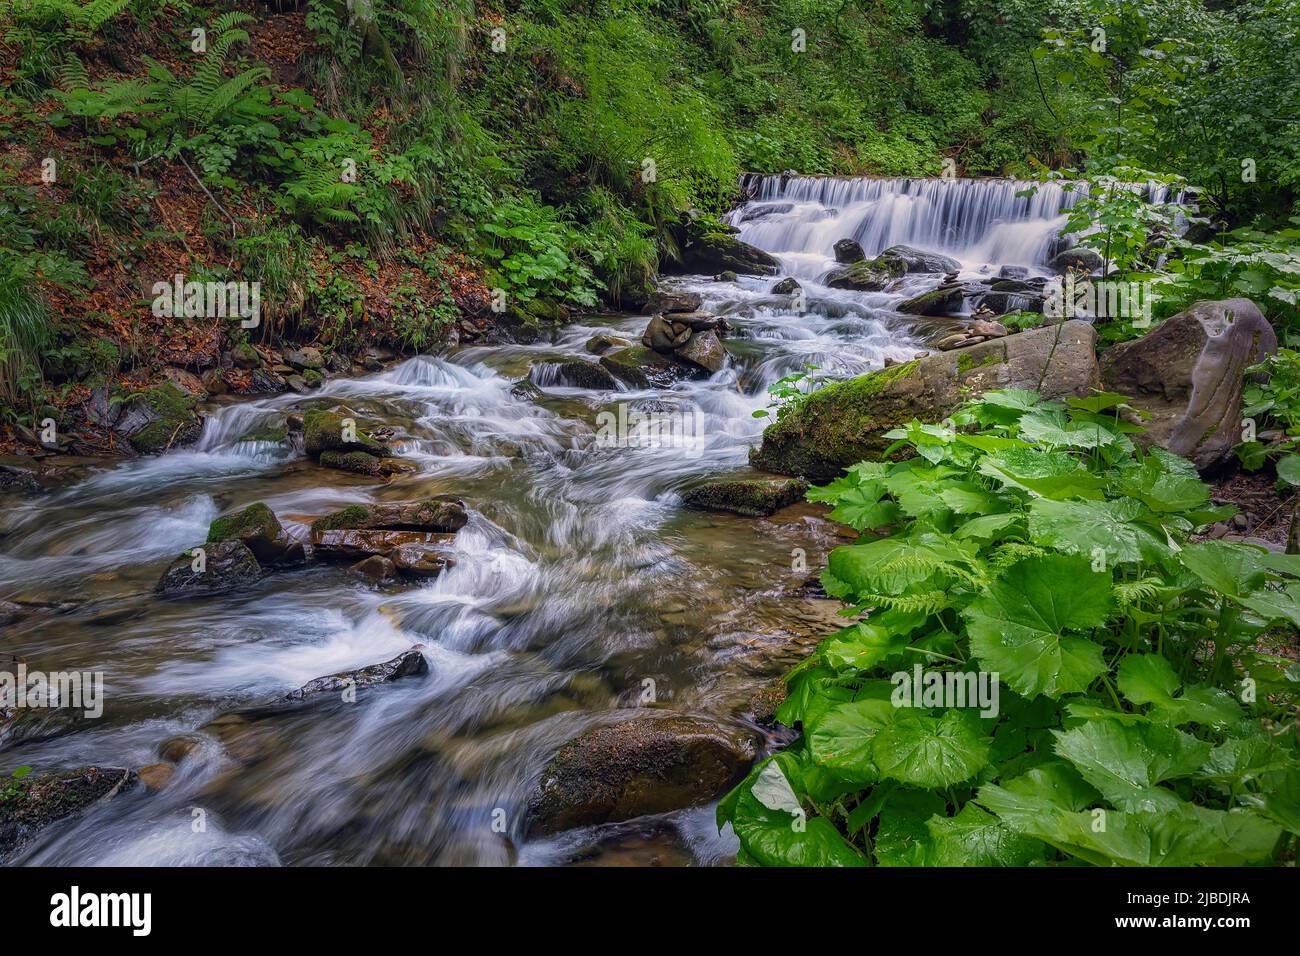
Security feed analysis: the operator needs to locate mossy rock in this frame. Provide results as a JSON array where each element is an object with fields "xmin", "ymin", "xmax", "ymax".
[
  {"xmin": 302, "ymin": 368, "xmax": 324, "ymax": 388},
  {"xmin": 237, "ymin": 423, "xmax": 289, "ymax": 444},
  {"xmin": 681, "ymin": 474, "xmax": 809, "ymax": 517},
  {"xmin": 309, "ymin": 497, "xmax": 468, "ymax": 535},
  {"xmin": 157, "ymin": 539, "xmax": 264, "ymax": 597},
  {"xmin": 310, "ymin": 504, "xmax": 373, "ymax": 534},
  {"xmin": 677, "ymin": 225, "xmax": 779, "ymax": 276},
  {"xmin": 231, "ymin": 341, "xmax": 261, "ymax": 369},
  {"xmin": 825, "ymin": 256, "xmax": 905, "ymax": 291},
  {"xmin": 897, "ymin": 285, "xmax": 966, "ymax": 316},
  {"xmin": 526, "ymin": 713, "xmax": 759, "ymax": 835},
  {"xmin": 119, "ymin": 382, "xmax": 202, "ymax": 454},
  {"xmin": 207, "ymin": 502, "xmax": 294, "ymax": 563},
  {"xmin": 0, "ymin": 767, "xmax": 136, "ymax": 860},
  {"xmin": 512, "ymin": 297, "xmax": 569, "ymax": 326},
  {"xmin": 319, "ymin": 450, "xmax": 383, "ymax": 475},
  {"xmin": 599, "ymin": 345, "xmax": 700, "ymax": 389},
  {"xmin": 750, "ymin": 321, "xmax": 1100, "ymax": 480},
  {"xmin": 302, "ymin": 409, "xmax": 388, "ymax": 458}
]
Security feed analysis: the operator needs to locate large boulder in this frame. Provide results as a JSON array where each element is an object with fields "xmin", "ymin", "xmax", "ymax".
[
  {"xmin": 879, "ymin": 244, "xmax": 962, "ymax": 274},
  {"xmin": 1049, "ymin": 247, "xmax": 1104, "ymax": 274},
  {"xmin": 312, "ymin": 528, "xmax": 456, "ymax": 562},
  {"xmin": 310, "ymin": 497, "xmax": 468, "ymax": 535},
  {"xmin": 825, "ymin": 257, "xmax": 905, "ymax": 291},
  {"xmin": 157, "ymin": 539, "xmax": 263, "ymax": 596},
  {"xmin": 115, "ymin": 383, "xmax": 203, "ymax": 454},
  {"xmin": 677, "ymin": 225, "xmax": 779, "ymax": 276},
  {"xmin": 681, "ymin": 474, "xmax": 809, "ymax": 517},
  {"xmin": 526, "ymin": 713, "xmax": 759, "ymax": 835},
  {"xmin": 206, "ymin": 502, "xmax": 298, "ymax": 564},
  {"xmin": 529, "ymin": 358, "xmax": 618, "ymax": 390},
  {"xmin": 0, "ymin": 767, "xmax": 136, "ymax": 860},
  {"xmin": 751, "ymin": 320, "xmax": 1100, "ymax": 480},
  {"xmin": 1099, "ymin": 298, "xmax": 1277, "ymax": 469},
  {"xmin": 833, "ymin": 238, "xmax": 866, "ymax": 264},
  {"xmin": 644, "ymin": 290, "xmax": 702, "ymax": 314},
  {"xmin": 675, "ymin": 330, "xmax": 727, "ymax": 374},
  {"xmin": 309, "ymin": 497, "xmax": 466, "ymax": 575}
]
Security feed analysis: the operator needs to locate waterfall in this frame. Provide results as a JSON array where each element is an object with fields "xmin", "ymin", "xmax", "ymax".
[{"xmin": 729, "ymin": 174, "xmax": 1083, "ymax": 271}]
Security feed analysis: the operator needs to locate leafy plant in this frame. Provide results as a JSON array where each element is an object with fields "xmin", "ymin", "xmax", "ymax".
[
  {"xmin": 1239, "ymin": 348, "xmax": 1300, "ymax": 470},
  {"xmin": 0, "ymin": 765, "xmax": 32, "ymax": 804},
  {"xmin": 753, "ymin": 364, "xmax": 820, "ymax": 422},
  {"xmin": 720, "ymin": 389, "xmax": 1300, "ymax": 866}
]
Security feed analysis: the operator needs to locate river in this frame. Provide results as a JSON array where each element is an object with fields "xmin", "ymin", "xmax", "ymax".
[{"xmin": 0, "ymin": 174, "xmax": 1076, "ymax": 865}]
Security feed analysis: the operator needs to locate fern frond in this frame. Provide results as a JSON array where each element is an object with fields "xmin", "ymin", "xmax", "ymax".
[
  {"xmin": 55, "ymin": 54, "xmax": 89, "ymax": 92},
  {"xmin": 989, "ymin": 541, "xmax": 1047, "ymax": 570},
  {"xmin": 201, "ymin": 66, "xmax": 270, "ymax": 122},
  {"xmin": 1113, "ymin": 576, "xmax": 1165, "ymax": 608},
  {"xmin": 860, "ymin": 590, "xmax": 953, "ymax": 616}
]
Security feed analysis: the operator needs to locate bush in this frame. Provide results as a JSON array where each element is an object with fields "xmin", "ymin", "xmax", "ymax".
[{"xmin": 719, "ymin": 389, "xmax": 1300, "ymax": 866}]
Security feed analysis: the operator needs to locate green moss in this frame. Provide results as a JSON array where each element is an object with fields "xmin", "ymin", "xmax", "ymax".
[
  {"xmin": 319, "ymin": 450, "xmax": 381, "ymax": 474},
  {"xmin": 128, "ymin": 420, "xmax": 177, "ymax": 453},
  {"xmin": 303, "ymin": 368, "xmax": 323, "ymax": 388},
  {"xmin": 238, "ymin": 424, "xmax": 288, "ymax": 444},
  {"xmin": 302, "ymin": 408, "xmax": 386, "ymax": 457},
  {"xmin": 208, "ymin": 502, "xmax": 279, "ymax": 544},
  {"xmin": 311, "ymin": 503, "xmax": 373, "ymax": 534},
  {"xmin": 124, "ymin": 382, "xmax": 201, "ymax": 453},
  {"xmin": 232, "ymin": 341, "xmax": 260, "ymax": 368},
  {"xmin": 956, "ymin": 351, "xmax": 1000, "ymax": 376},
  {"xmin": 750, "ymin": 360, "xmax": 921, "ymax": 479}
]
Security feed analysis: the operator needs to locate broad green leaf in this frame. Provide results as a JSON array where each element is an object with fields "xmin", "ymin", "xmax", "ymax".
[
  {"xmin": 1238, "ymin": 582, "xmax": 1300, "ymax": 627},
  {"xmin": 1276, "ymin": 454, "xmax": 1300, "ymax": 486},
  {"xmin": 1053, "ymin": 720, "xmax": 1211, "ymax": 810},
  {"xmin": 1179, "ymin": 540, "xmax": 1267, "ymax": 599},
  {"xmin": 1116, "ymin": 654, "xmax": 1243, "ymax": 727},
  {"xmin": 806, "ymin": 698, "xmax": 894, "ymax": 782},
  {"xmin": 950, "ymin": 515, "xmax": 1018, "ymax": 546},
  {"xmin": 871, "ymin": 709, "xmax": 992, "ymax": 789},
  {"xmin": 1019, "ymin": 410, "xmax": 1124, "ymax": 449},
  {"xmin": 1115, "ymin": 653, "xmax": 1179, "ymax": 705},
  {"xmin": 984, "ymin": 783, "xmax": 1281, "ymax": 865},
  {"xmin": 875, "ymin": 789, "xmax": 946, "ymax": 866},
  {"xmin": 1028, "ymin": 496, "xmax": 1147, "ymax": 564},
  {"xmin": 1110, "ymin": 453, "xmax": 1211, "ymax": 513},
  {"xmin": 965, "ymin": 554, "xmax": 1111, "ymax": 698},
  {"xmin": 730, "ymin": 757, "xmax": 868, "ymax": 867},
  {"xmin": 979, "ymin": 448, "xmax": 1107, "ymax": 499},
  {"xmin": 923, "ymin": 803, "xmax": 1046, "ymax": 866}
]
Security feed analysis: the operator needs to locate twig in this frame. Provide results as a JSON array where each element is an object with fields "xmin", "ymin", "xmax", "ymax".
[{"xmin": 177, "ymin": 153, "xmax": 238, "ymax": 267}]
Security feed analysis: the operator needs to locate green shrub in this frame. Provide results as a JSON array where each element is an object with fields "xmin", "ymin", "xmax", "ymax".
[{"xmin": 720, "ymin": 389, "xmax": 1300, "ymax": 866}]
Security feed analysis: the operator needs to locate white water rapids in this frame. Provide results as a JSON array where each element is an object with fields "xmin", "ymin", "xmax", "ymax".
[{"xmin": 1, "ymin": 175, "xmax": 1077, "ymax": 865}]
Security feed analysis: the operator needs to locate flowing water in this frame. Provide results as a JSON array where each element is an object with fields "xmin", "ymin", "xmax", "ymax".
[{"xmin": 1, "ymin": 175, "xmax": 1076, "ymax": 866}]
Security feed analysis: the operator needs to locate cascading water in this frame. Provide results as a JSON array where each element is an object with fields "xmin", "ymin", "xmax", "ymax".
[
  {"xmin": 1, "ymin": 175, "xmax": 1068, "ymax": 866},
  {"xmin": 732, "ymin": 173, "xmax": 1081, "ymax": 274}
]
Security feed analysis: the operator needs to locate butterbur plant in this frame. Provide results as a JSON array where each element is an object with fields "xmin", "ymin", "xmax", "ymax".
[{"xmin": 718, "ymin": 389, "xmax": 1300, "ymax": 866}]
